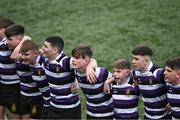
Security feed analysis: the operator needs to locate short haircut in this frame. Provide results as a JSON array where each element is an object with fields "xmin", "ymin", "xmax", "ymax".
[
  {"xmin": 0, "ymin": 16, "xmax": 14, "ymax": 29},
  {"xmin": 45, "ymin": 36, "xmax": 64, "ymax": 53},
  {"xmin": 72, "ymin": 45, "xmax": 93, "ymax": 59},
  {"xmin": 131, "ymin": 46, "xmax": 153, "ymax": 56},
  {"xmin": 5, "ymin": 24, "xmax": 24, "ymax": 39},
  {"xmin": 113, "ymin": 59, "xmax": 131, "ymax": 70},
  {"xmin": 165, "ymin": 57, "xmax": 180, "ymax": 70},
  {"xmin": 20, "ymin": 40, "xmax": 39, "ymax": 53}
]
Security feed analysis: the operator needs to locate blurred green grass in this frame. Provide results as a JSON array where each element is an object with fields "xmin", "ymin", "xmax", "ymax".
[{"xmin": 1, "ymin": 0, "xmax": 179, "ymax": 119}]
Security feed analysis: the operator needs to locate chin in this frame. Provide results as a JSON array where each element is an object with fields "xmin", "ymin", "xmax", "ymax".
[{"xmin": 165, "ymin": 79, "xmax": 170, "ymax": 83}]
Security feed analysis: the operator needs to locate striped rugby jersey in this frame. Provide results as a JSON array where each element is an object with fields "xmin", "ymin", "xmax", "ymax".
[
  {"xmin": 75, "ymin": 67, "xmax": 114, "ymax": 118},
  {"xmin": 44, "ymin": 52, "xmax": 80, "ymax": 109},
  {"xmin": 0, "ymin": 37, "xmax": 19, "ymax": 84},
  {"xmin": 31, "ymin": 55, "xmax": 50, "ymax": 107},
  {"xmin": 166, "ymin": 83, "xmax": 180, "ymax": 119},
  {"xmin": 111, "ymin": 77, "xmax": 139, "ymax": 119},
  {"xmin": 131, "ymin": 62, "xmax": 168, "ymax": 119},
  {"xmin": 16, "ymin": 61, "xmax": 41, "ymax": 96}
]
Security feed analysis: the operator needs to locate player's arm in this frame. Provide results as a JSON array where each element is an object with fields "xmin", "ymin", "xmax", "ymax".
[
  {"xmin": 103, "ymin": 77, "xmax": 115, "ymax": 94},
  {"xmin": 86, "ymin": 58, "xmax": 97, "ymax": 84},
  {"xmin": 71, "ymin": 80, "xmax": 79, "ymax": 94}
]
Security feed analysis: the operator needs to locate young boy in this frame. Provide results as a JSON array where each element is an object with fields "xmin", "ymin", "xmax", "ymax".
[
  {"xmin": 5, "ymin": 24, "xmax": 43, "ymax": 119},
  {"xmin": 131, "ymin": 46, "xmax": 170, "ymax": 119},
  {"xmin": 164, "ymin": 57, "xmax": 180, "ymax": 119},
  {"xmin": 20, "ymin": 40, "xmax": 50, "ymax": 119},
  {"xmin": 71, "ymin": 45, "xmax": 114, "ymax": 119},
  {"xmin": 0, "ymin": 16, "xmax": 21, "ymax": 119},
  {"xmin": 104, "ymin": 59, "xmax": 139, "ymax": 119}
]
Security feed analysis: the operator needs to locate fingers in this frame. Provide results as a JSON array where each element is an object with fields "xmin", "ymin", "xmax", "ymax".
[
  {"xmin": 87, "ymin": 73, "xmax": 97, "ymax": 84},
  {"xmin": 71, "ymin": 82, "xmax": 78, "ymax": 94},
  {"xmin": 103, "ymin": 83, "xmax": 111, "ymax": 94}
]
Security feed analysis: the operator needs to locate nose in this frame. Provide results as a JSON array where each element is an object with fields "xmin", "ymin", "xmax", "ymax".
[
  {"xmin": 20, "ymin": 54, "xmax": 25, "ymax": 60},
  {"xmin": 72, "ymin": 57, "xmax": 76, "ymax": 62},
  {"xmin": 132, "ymin": 59, "xmax": 136, "ymax": 64},
  {"xmin": 164, "ymin": 70, "xmax": 167, "ymax": 75},
  {"xmin": 113, "ymin": 72, "xmax": 118, "ymax": 77}
]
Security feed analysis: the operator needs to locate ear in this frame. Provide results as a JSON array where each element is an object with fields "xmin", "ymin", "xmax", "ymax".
[
  {"xmin": 144, "ymin": 55, "xmax": 149, "ymax": 62},
  {"xmin": 14, "ymin": 35, "xmax": 22, "ymax": 42},
  {"xmin": 176, "ymin": 70, "xmax": 180, "ymax": 79},
  {"xmin": 85, "ymin": 56, "xmax": 90, "ymax": 62},
  {"xmin": 53, "ymin": 47, "xmax": 59, "ymax": 53},
  {"xmin": 126, "ymin": 69, "xmax": 131, "ymax": 75}
]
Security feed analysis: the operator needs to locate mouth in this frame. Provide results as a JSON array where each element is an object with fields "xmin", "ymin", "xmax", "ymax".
[
  {"xmin": 72, "ymin": 63, "xmax": 77, "ymax": 68},
  {"xmin": 164, "ymin": 76, "xmax": 168, "ymax": 80}
]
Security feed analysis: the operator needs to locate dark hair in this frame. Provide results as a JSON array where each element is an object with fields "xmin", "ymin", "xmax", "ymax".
[
  {"xmin": 72, "ymin": 45, "xmax": 93, "ymax": 59},
  {"xmin": 0, "ymin": 16, "xmax": 14, "ymax": 29},
  {"xmin": 20, "ymin": 40, "xmax": 39, "ymax": 53},
  {"xmin": 5, "ymin": 24, "xmax": 24, "ymax": 39},
  {"xmin": 45, "ymin": 36, "xmax": 64, "ymax": 53},
  {"xmin": 132, "ymin": 46, "xmax": 153, "ymax": 56},
  {"xmin": 113, "ymin": 59, "xmax": 131, "ymax": 70},
  {"xmin": 165, "ymin": 57, "xmax": 180, "ymax": 70}
]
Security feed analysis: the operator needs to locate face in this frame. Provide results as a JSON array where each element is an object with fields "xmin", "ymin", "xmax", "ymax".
[
  {"xmin": 6, "ymin": 35, "xmax": 21, "ymax": 50},
  {"xmin": 20, "ymin": 50, "xmax": 38, "ymax": 65},
  {"xmin": 132, "ymin": 55, "xmax": 147, "ymax": 72},
  {"xmin": 113, "ymin": 68, "xmax": 130, "ymax": 83},
  {"xmin": 71, "ymin": 55, "xmax": 90, "ymax": 70},
  {"xmin": 164, "ymin": 66, "xmax": 179, "ymax": 85},
  {"xmin": 42, "ymin": 41, "xmax": 58, "ymax": 59}
]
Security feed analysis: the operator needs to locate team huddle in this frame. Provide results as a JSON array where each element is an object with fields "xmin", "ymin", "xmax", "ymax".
[{"xmin": 0, "ymin": 16, "xmax": 180, "ymax": 120}]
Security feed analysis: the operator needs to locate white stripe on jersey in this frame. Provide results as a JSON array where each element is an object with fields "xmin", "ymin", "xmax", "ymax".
[
  {"xmin": 21, "ymin": 91, "xmax": 42, "ymax": 96},
  {"xmin": 51, "ymin": 93, "xmax": 76, "ymax": 99},
  {"xmin": 167, "ymin": 93, "xmax": 180, "ymax": 99},
  {"xmin": 76, "ymin": 72, "xmax": 86, "ymax": 77},
  {"xmin": 86, "ymin": 93, "xmax": 105, "ymax": 99},
  {"xmin": 87, "ymin": 98, "xmax": 113, "ymax": 107},
  {"xmin": 78, "ymin": 82, "xmax": 103, "ymax": 89},
  {"xmin": 112, "ymin": 83, "xmax": 132, "ymax": 88},
  {"xmin": 1, "ymin": 80, "xmax": 20, "ymax": 84},
  {"xmin": 0, "ymin": 51, "xmax": 11, "ymax": 56},
  {"xmin": 32, "ymin": 75, "xmax": 46, "ymax": 81},
  {"xmin": 45, "ymin": 69, "xmax": 71, "ymax": 78},
  {"xmin": 0, "ymin": 63, "xmax": 16, "ymax": 68},
  {"xmin": 20, "ymin": 82, "xmax": 37, "ymax": 87},
  {"xmin": 144, "ymin": 106, "xmax": 166, "ymax": 111},
  {"xmin": 49, "ymin": 83, "xmax": 71, "ymax": 89},
  {"xmin": 114, "ymin": 107, "xmax": 138, "ymax": 114},
  {"xmin": 142, "ymin": 94, "xmax": 167, "ymax": 103},
  {"xmin": 87, "ymin": 111, "xmax": 114, "ymax": 117},
  {"xmin": 172, "ymin": 116, "xmax": 179, "ymax": 120},
  {"xmin": 17, "ymin": 71, "xmax": 32, "ymax": 76},
  {"xmin": 1, "ymin": 74, "xmax": 19, "ymax": 79},
  {"xmin": 39, "ymin": 86, "xmax": 49, "ymax": 92},
  {"xmin": 43, "ymin": 96, "xmax": 50, "ymax": 101},
  {"xmin": 50, "ymin": 100, "xmax": 80, "ymax": 109},
  {"xmin": 144, "ymin": 112, "xmax": 168, "ymax": 119},
  {"xmin": 138, "ymin": 84, "xmax": 165, "ymax": 90},
  {"xmin": 112, "ymin": 94, "xmax": 138, "ymax": 100},
  {"xmin": 171, "ymin": 107, "xmax": 180, "ymax": 112}
]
